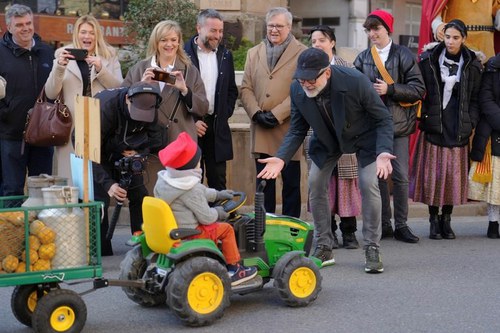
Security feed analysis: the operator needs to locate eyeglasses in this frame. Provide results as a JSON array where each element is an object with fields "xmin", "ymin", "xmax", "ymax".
[
  {"xmin": 267, "ymin": 24, "xmax": 287, "ymax": 31},
  {"xmin": 297, "ymin": 67, "xmax": 329, "ymax": 85},
  {"xmin": 364, "ymin": 26, "xmax": 384, "ymax": 34}
]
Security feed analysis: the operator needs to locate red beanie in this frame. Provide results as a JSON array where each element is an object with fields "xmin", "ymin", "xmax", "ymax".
[
  {"xmin": 158, "ymin": 132, "xmax": 201, "ymax": 170},
  {"xmin": 368, "ymin": 9, "xmax": 394, "ymax": 33}
]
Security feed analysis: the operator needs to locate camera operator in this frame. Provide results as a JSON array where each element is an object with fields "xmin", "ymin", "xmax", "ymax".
[{"xmin": 93, "ymin": 81, "xmax": 163, "ymax": 256}]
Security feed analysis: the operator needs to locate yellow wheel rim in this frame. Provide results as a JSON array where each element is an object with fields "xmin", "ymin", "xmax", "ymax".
[
  {"xmin": 187, "ymin": 272, "xmax": 224, "ymax": 315},
  {"xmin": 27, "ymin": 290, "xmax": 47, "ymax": 312},
  {"xmin": 288, "ymin": 267, "xmax": 317, "ymax": 298},
  {"xmin": 27, "ymin": 291, "xmax": 38, "ymax": 313},
  {"xmin": 50, "ymin": 306, "xmax": 76, "ymax": 332}
]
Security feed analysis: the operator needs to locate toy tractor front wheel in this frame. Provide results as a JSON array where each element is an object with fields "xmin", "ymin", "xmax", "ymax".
[
  {"xmin": 166, "ymin": 257, "xmax": 231, "ymax": 326},
  {"xmin": 119, "ymin": 245, "xmax": 166, "ymax": 307},
  {"xmin": 274, "ymin": 256, "xmax": 322, "ymax": 307}
]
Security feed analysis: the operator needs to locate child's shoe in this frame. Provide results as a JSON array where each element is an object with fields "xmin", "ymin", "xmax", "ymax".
[{"xmin": 228, "ymin": 264, "xmax": 258, "ymax": 286}]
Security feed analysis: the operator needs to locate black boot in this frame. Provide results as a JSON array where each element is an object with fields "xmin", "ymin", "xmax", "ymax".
[
  {"xmin": 331, "ymin": 217, "xmax": 339, "ymax": 249},
  {"xmin": 429, "ymin": 214, "xmax": 442, "ymax": 240},
  {"xmin": 381, "ymin": 222, "xmax": 394, "ymax": 239},
  {"xmin": 487, "ymin": 221, "xmax": 499, "ymax": 239},
  {"xmin": 440, "ymin": 214, "xmax": 455, "ymax": 239}
]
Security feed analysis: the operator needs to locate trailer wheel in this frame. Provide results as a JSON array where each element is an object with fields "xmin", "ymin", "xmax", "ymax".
[
  {"xmin": 32, "ymin": 289, "xmax": 86, "ymax": 333},
  {"xmin": 119, "ymin": 245, "xmax": 166, "ymax": 306},
  {"xmin": 11, "ymin": 284, "xmax": 51, "ymax": 327}
]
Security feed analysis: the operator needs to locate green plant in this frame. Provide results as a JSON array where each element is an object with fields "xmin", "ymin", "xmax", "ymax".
[
  {"xmin": 231, "ymin": 38, "xmax": 255, "ymax": 71},
  {"xmin": 122, "ymin": 0, "xmax": 198, "ymax": 75}
]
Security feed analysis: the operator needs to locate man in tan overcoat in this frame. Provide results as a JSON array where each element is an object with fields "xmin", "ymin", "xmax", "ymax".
[{"xmin": 241, "ymin": 7, "xmax": 307, "ymax": 217}]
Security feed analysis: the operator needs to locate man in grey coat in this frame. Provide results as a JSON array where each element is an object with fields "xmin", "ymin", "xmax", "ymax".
[{"xmin": 258, "ymin": 48, "xmax": 394, "ymax": 273}]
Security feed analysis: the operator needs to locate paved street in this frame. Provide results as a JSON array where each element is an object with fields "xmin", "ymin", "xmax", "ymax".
[{"xmin": 1, "ymin": 216, "xmax": 499, "ymax": 333}]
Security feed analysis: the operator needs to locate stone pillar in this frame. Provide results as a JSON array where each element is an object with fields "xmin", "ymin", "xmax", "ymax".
[{"xmin": 348, "ymin": 0, "xmax": 369, "ymax": 50}]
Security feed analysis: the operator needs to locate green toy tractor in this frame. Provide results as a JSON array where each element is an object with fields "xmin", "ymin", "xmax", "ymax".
[{"xmin": 119, "ymin": 181, "xmax": 322, "ymax": 326}]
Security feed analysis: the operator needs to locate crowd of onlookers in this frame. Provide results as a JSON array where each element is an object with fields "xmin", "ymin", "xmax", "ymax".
[{"xmin": 1, "ymin": 3, "xmax": 499, "ymax": 274}]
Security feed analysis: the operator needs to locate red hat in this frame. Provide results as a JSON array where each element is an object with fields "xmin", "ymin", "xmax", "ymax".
[
  {"xmin": 158, "ymin": 132, "xmax": 201, "ymax": 170},
  {"xmin": 368, "ymin": 9, "xmax": 394, "ymax": 33}
]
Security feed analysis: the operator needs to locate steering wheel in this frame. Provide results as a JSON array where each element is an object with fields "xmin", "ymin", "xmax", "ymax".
[{"xmin": 217, "ymin": 191, "xmax": 247, "ymax": 214}]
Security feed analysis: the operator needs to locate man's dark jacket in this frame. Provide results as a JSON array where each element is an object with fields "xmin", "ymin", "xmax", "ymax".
[
  {"xmin": 0, "ymin": 32, "xmax": 54, "ymax": 140},
  {"xmin": 471, "ymin": 53, "xmax": 500, "ymax": 161},
  {"xmin": 354, "ymin": 43, "xmax": 425, "ymax": 137},
  {"xmin": 92, "ymin": 87, "xmax": 163, "ymax": 191},
  {"xmin": 277, "ymin": 65, "xmax": 393, "ymax": 168},
  {"xmin": 184, "ymin": 36, "xmax": 238, "ymax": 162}
]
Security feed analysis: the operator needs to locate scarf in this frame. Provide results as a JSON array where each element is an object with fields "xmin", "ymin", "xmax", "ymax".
[
  {"xmin": 162, "ymin": 167, "xmax": 202, "ymax": 190},
  {"xmin": 439, "ymin": 48, "xmax": 463, "ymax": 109},
  {"xmin": 265, "ymin": 33, "xmax": 293, "ymax": 71}
]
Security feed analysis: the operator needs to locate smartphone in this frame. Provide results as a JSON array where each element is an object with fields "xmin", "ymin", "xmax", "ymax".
[
  {"xmin": 152, "ymin": 69, "xmax": 176, "ymax": 84},
  {"xmin": 65, "ymin": 48, "xmax": 88, "ymax": 61}
]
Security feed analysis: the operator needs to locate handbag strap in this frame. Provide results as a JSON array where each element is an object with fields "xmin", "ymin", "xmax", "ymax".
[
  {"xmin": 370, "ymin": 46, "xmax": 394, "ymax": 85},
  {"xmin": 38, "ymin": 86, "xmax": 65, "ymax": 104},
  {"xmin": 370, "ymin": 46, "xmax": 421, "ymax": 110}
]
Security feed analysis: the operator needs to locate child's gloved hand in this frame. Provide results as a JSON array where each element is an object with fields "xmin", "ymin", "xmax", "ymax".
[
  {"xmin": 216, "ymin": 190, "xmax": 234, "ymax": 201},
  {"xmin": 214, "ymin": 206, "xmax": 229, "ymax": 220}
]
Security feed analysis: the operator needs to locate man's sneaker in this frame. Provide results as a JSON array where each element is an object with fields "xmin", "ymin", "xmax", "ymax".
[
  {"xmin": 312, "ymin": 245, "xmax": 336, "ymax": 267},
  {"xmin": 342, "ymin": 232, "xmax": 359, "ymax": 249},
  {"xmin": 228, "ymin": 264, "xmax": 258, "ymax": 286},
  {"xmin": 365, "ymin": 246, "xmax": 384, "ymax": 273}
]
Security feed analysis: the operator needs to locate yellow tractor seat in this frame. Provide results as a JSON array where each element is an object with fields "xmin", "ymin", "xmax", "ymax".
[{"xmin": 142, "ymin": 196, "xmax": 180, "ymax": 254}]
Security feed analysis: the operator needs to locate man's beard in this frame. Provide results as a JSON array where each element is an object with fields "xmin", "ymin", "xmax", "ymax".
[
  {"xmin": 302, "ymin": 80, "xmax": 327, "ymax": 98},
  {"xmin": 202, "ymin": 37, "xmax": 219, "ymax": 51}
]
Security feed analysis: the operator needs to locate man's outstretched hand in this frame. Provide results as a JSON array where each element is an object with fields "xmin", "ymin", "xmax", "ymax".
[
  {"xmin": 376, "ymin": 152, "xmax": 396, "ymax": 179},
  {"xmin": 256, "ymin": 157, "xmax": 285, "ymax": 179}
]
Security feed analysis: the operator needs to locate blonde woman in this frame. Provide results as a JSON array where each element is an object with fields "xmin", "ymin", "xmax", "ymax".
[
  {"xmin": 123, "ymin": 20, "xmax": 208, "ymax": 144},
  {"xmin": 123, "ymin": 20, "xmax": 208, "ymax": 192},
  {"xmin": 45, "ymin": 14, "xmax": 123, "ymax": 183}
]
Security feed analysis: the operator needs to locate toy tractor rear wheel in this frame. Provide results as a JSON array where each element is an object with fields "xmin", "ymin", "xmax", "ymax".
[
  {"xmin": 32, "ymin": 289, "xmax": 87, "ymax": 333},
  {"xmin": 166, "ymin": 257, "xmax": 230, "ymax": 326},
  {"xmin": 119, "ymin": 245, "xmax": 166, "ymax": 307},
  {"xmin": 274, "ymin": 256, "xmax": 322, "ymax": 307}
]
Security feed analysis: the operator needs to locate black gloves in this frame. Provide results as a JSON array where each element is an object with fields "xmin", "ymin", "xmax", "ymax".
[{"xmin": 252, "ymin": 111, "xmax": 279, "ymax": 129}]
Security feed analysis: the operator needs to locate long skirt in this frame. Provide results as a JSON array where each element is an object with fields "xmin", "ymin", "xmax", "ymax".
[
  {"xmin": 468, "ymin": 156, "xmax": 500, "ymax": 205},
  {"xmin": 328, "ymin": 176, "xmax": 362, "ymax": 217},
  {"xmin": 410, "ymin": 134, "xmax": 469, "ymax": 206}
]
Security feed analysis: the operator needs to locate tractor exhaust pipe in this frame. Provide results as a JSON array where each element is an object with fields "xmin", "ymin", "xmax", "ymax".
[{"xmin": 252, "ymin": 180, "xmax": 266, "ymax": 251}]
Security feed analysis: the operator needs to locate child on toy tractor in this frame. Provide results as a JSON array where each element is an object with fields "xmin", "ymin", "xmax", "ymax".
[{"xmin": 153, "ymin": 132, "xmax": 258, "ymax": 286}]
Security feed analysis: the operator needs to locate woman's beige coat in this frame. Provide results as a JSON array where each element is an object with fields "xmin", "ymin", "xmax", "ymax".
[
  {"xmin": 45, "ymin": 45, "xmax": 123, "ymax": 183},
  {"xmin": 122, "ymin": 58, "xmax": 208, "ymax": 144}
]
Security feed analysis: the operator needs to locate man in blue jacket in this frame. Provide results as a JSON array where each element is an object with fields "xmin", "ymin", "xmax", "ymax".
[
  {"xmin": 0, "ymin": 4, "xmax": 54, "ymax": 196},
  {"xmin": 258, "ymin": 48, "xmax": 394, "ymax": 273},
  {"xmin": 184, "ymin": 8, "xmax": 238, "ymax": 190}
]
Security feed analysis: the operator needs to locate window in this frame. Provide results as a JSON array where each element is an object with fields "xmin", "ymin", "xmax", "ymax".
[
  {"xmin": 301, "ymin": 17, "xmax": 340, "ymax": 35},
  {"xmin": 406, "ymin": 3, "xmax": 421, "ymax": 35}
]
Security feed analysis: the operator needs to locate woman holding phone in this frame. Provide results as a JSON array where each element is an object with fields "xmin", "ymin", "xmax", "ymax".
[
  {"xmin": 45, "ymin": 14, "xmax": 123, "ymax": 183},
  {"xmin": 123, "ymin": 20, "xmax": 208, "ymax": 145}
]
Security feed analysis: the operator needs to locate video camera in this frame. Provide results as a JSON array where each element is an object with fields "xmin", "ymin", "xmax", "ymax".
[
  {"xmin": 107, "ymin": 154, "xmax": 148, "ymax": 241},
  {"xmin": 115, "ymin": 154, "xmax": 147, "ymax": 177}
]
